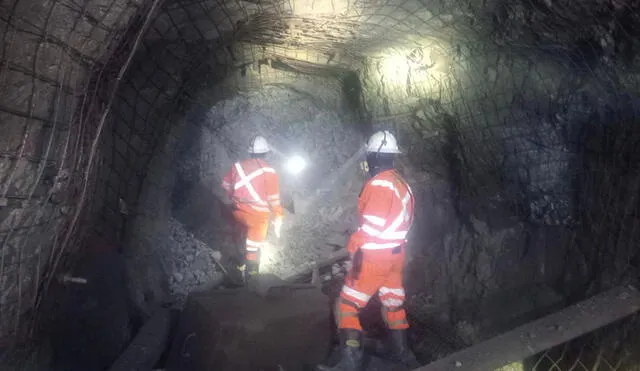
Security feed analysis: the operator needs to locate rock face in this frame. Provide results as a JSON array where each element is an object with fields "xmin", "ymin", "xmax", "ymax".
[
  {"xmin": 124, "ymin": 118, "xmax": 224, "ymax": 315},
  {"xmin": 354, "ymin": 11, "xmax": 640, "ymax": 339},
  {"xmin": 123, "ymin": 75, "xmax": 364, "ymax": 317},
  {"xmin": 0, "ymin": 0, "xmax": 146, "ymax": 344},
  {"xmin": 173, "ymin": 77, "xmax": 364, "ymax": 278},
  {"xmin": 165, "ymin": 218, "xmax": 224, "ymax": 305}
]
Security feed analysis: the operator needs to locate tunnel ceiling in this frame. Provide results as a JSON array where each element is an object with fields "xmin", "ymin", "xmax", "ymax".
[
  {"xmin": 151, "ymin": 0, "xmax": 460, "ymax": 55},
  {"xmin": 1, "ymin": 0, "xmax": 640, "ymax": 350}
]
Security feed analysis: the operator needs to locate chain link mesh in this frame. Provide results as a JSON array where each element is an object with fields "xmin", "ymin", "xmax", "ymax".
[{"xmin": 524, "ymin": 314, "xmax": 640, "ymax": 371}]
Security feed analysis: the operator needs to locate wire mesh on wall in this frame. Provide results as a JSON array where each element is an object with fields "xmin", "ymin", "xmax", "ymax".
[{"xmin": 0, "ymin": 0, "xmax": 149, "ymax": 346}]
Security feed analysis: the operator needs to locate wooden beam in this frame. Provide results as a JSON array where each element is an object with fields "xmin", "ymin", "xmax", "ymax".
[{"xmin": 416, "ymin": 285, "xmax": 640, "ymax": 371}]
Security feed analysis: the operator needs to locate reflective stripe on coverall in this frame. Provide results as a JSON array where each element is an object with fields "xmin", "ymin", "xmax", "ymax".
[
  {"xmin": 222, "ymin": 158, "xmax": 284, "ymax": 261},
  {"xmin": 336, "ymin": 169, "xmax": 415, "ymax": 331}
]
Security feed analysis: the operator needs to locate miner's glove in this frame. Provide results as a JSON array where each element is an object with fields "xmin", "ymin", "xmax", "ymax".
[
  {"xmin": 359, "ymin": 160, "xmax": 369, "ymax": 176},
  {"xmin": 273, "ymin": 217, "xmax": 283, "ymax": 238}
]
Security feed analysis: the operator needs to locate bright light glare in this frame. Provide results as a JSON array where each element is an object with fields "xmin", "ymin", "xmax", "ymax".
[
  {"xmin": 259, "ymin": 242, "xmax": 278, "ymax": 272},
  {"xmin": 380, "ymin": 53, "xmax": 436, "ymax": 87},
  {"xmin": 286, "ymin": 155, "xmax": 307, "ymax": 175},
  {"xmin": 381, "ymin": 55, "xmax": 410, "ymax": 83},
  {"xmin": 494, "ymin": 362, "xmax": 524, "ymax": 371}
]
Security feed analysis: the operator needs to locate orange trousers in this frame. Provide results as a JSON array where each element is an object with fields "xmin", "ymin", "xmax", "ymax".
[
  {"xmin": 336, "ymin": 249, "xmax": 409, "ymax": 331},
  {"xmin": 232, "ymin": 205, "xmax": 270, "ymax": 262}
]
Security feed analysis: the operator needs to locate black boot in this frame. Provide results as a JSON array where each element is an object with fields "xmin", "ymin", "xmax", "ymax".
[
  {"xmin": 219, "ymin": 255, "xmax": 244, "ymax": 287},
  {"xmin": 316, "ymin": 329, "xmax": 364, "ymax": 371},
  {"xmin": 389, "ymin": 329, "xmax": 419, "ymax": 368},
  {"xmin": 244, "ymin": 260, "xmax": 260, "ymax": 287}
]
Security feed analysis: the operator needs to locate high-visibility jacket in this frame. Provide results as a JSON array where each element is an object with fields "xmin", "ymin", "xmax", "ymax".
[
  {"xmin": 221, "ymin": 158, "xmax": 284, "ymax": 218},
  {"xmin": 347, "ymin": 169, "xmax": 415, "ymax": 256}
]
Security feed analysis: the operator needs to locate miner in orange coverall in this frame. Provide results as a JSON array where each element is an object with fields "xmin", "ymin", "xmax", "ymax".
[
  {"xmin": 221, "ymin": 135, "xmax": 284, "ymax": 285},
  {"xmin": 317, "ymin": 130, "xmax": 419, "ymax": 371}
]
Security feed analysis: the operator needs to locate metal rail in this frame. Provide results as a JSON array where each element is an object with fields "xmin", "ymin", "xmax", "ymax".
[
  {"xmin": 416, "ymin": 285, "xmax": 640, "ymax": 371},
  {"xmin": 283, "ymin": 248, "xmax": 350, "ymax": 284}
]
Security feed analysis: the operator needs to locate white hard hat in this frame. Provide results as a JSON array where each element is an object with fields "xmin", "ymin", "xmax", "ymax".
[
  {"xmin": 366, "ymin": 130, "xmax": 401, "ymax": 154},
  {"xmin": 249, "ymin": 136, "xmax": 270, "ymax": 154}
]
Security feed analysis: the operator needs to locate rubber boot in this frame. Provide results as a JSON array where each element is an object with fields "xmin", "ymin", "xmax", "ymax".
[
  {"xmin": 244, "ymin": 260, "xmax": 260, "ymax": 288},
  {"xmin": 226, "ymin": 263, "xmax": 245, "ymax": 287},
  {"xmin": 390, "ymin": 329, "xmax": 420, "ymax": 368},
  {"xmin": 316, "ymin": 329, "xmax": 364, "ymax": 371}
]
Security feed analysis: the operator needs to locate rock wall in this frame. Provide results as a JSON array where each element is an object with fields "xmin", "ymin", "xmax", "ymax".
[
  {"xmin": 123, "ymin": 115, "xmax": 226, "ymax": 315},
  {"xmin": 0, "ymin": 0, "xmax": 146, "ymax": 343},
  {"xmin": 359, "ymin": 50, "xmax": 569, "ymax": 313},
  {"xmin": 356, "ymin": 6, "xmax": 640, "ymax": 340}
]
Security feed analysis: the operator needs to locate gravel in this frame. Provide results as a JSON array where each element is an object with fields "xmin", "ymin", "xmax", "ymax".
[{"xmin": 165, "ymin": 217, "xmax": 225, "ymax": 306}]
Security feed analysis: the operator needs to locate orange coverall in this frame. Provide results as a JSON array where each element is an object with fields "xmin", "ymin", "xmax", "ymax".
[
  {"xmin": 222, "ymin": 158, "xmax": 284, "ymax": 262},
  {"xmin": 336, "ymin": 169, "xmax": 415, "ymax": 331}
]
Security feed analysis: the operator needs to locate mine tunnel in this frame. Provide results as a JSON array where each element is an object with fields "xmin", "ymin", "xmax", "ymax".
[{"xmin": 2, "ymin": 0, "xmax": 640, "ymax": 369}]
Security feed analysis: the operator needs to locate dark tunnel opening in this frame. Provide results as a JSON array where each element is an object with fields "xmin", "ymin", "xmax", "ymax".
[{"xmin": 2, "ymin": 0, "xmax": 640, "ymax": 369}]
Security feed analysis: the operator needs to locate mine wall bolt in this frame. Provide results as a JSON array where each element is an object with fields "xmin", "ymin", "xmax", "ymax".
[{"xmin": 59, "ymin": 275, "xmax": 88, "ymax": 284}]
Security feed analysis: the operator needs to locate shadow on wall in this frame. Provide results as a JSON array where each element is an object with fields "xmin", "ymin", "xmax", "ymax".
[{"xmin": 123, "ymin": 115, "xmax": 184, "ymax": 316}]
